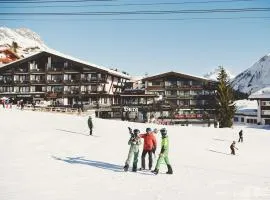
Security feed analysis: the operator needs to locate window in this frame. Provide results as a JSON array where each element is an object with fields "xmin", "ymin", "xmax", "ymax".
[
  {"xmin": 152, "ymin": 81, "xmax": 161, "ymax": 86},
  {"xmin": 241, "ymin": 117, "xmax": 244, "ymax": 122}
]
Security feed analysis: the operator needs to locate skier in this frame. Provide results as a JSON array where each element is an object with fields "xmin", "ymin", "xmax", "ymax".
[
  {"xmin": 152, "ymin": 128, "xmax": 173, "ymax": 175},
  {"xmin": 238, "ymin": 130, "xmax": 243, "ymax": 143},
  {"xmin": 230, "ymin": 141, "xmax": 238, "ymax": 155},
  {"xmin": 139, "ymin": 127, "xmax": 157, "ymax": 170},
  {"xmin": 123, "ymin": 128, "xmax": 142, "ymax": 172},
  {"xmin": 87, "ymin": 116, "xmax": 93, "ymax": 135}
]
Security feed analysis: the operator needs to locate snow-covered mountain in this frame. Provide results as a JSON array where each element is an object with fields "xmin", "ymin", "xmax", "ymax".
[
  {"xmin": 203, "ymin": 67, "xmax": 235, "ymax": 81},
  {"xmin": 231, "ymin": 54, "xmax": 270, "ymax": 94},
  {"xmin": 0, "ymin": 27, "xmax": 49, "ymax": 57}
]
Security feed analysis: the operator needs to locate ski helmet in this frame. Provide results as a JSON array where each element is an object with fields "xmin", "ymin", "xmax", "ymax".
[
  {"xmin": 160, "ymin": 128, "xmax": 167, "ymax": 136},
  {"xmin": 133, "ymin": 129, "xmax": 140, "ymax": 135},
  {"xmin": 146, "ymin": 128, "xmax": 151, "ymax": 133}
]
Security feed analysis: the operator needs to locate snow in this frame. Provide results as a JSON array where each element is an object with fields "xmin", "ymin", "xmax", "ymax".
[
  {"xmin": 249, "ymin": 87, "xmax": 270, "ymax": 99},
  {"xmin": 0, "ymin": 26, "xmax": 130, "ymax": 79},
  {"xmin": 0, "ymin": 27, "xmax": 48, "ymax": 50},
  {"xmin": 203, "ymin": 68, "xmax": 235, "ymax": 81},
  {"xmin": 235, "ymin": 99, "xmax": 257, "ymax": 110},
  {"xmin": 234, "ymin": 100, "xmax": 258, "ymax": 116},
  {"xmin": 231, "ymin": 54, "xmax": 270, "ymax": 94},
  {"xmin": 1, "ymin": 108, "xmax": 270, "ymax": 200},
  {"xmin": 145, "ymin": 71, "xmax": 212, "ymax": 82}
]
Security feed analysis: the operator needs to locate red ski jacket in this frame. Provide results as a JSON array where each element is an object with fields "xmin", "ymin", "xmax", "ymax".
[{"xmin": 139, "ymin": 132, "xmax": 157, "ymax": 151}]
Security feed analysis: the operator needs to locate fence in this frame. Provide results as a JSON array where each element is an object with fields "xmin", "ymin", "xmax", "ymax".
[{"xmin": 23, "ymin": 105, "xmax": 80, "ymax": 114}]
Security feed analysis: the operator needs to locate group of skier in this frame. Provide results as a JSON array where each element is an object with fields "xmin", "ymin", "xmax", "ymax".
[
  {"xmin": 230, "ymin": 129, "xmax": 244, "ymax": 155},
  {"xmin": 123, "ymin": 127, "xmax": 173, "ymax": 175},
  {"xmin": 87, "ymin": 115, "xmax": 243, "ymax": 174}
]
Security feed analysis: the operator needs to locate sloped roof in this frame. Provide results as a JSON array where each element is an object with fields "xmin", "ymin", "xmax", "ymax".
[
  {"xmin": 0, "ymin": 50, "xmax": 131, "ymax": 79},
  {"xmin": 141, "ymin": 71, "xmax": 215, "ymax": 82}
]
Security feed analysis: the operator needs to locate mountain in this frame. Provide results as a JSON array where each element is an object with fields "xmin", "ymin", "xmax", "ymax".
[
  {"xmin": 203, "ymin": 67, "xmax": 235, "ymax": 81},
  {"xmin": 0, "ymin": 26, "xmax": 49, "ymax": 58},
  {"xmin": 231, "ymin": 53, "xmax": 270, "ymax": 94}
]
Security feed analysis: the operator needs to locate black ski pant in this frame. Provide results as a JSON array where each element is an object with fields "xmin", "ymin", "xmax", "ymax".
[
  {"xmin": 89, "ymin": 128, "xmax": 92, "ymax": 135},
  {"xmin": 231, "ymin": 147, "xmax": 235, "ymax": 155},
  {"xmin": 141, "ymin": 149, "xmax": 153, "ymax": 170},
  {"xmin": 238, "ymin": 136, "xmax": 243, "ymax": 143}
]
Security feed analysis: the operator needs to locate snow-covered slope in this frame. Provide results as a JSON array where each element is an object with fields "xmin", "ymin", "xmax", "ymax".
[
  {"xmin": 0, "ymin": 27, "xmax": 49, "ymax": 57},
  {"xmin": 1, "ymin": 108, "xmax": 270, "ymax": 200},
  {"xmin": 203, "ymin": 67, "xmax": 235, "ymax": 81},
  {"xmin": 231, "ymin": 54, "xmax": 270, "ymax": 94}
]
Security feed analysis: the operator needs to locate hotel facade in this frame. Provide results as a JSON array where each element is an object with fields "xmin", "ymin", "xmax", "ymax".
[
  {"xmin": 0, "ymin": 51, "xmax": 218, "ymax": 123},
  {"xmin": 0, "ymin": 51, "xmax": 130, "ymax": 107}
]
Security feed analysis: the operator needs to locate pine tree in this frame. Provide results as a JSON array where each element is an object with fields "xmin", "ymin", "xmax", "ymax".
[{"xmin": 215, "ymin": 66, "xmax": 236, "ymax": 128}]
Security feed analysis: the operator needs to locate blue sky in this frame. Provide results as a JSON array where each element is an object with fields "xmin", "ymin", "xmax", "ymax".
[{"xmin": 0, "ymin": 0, "xmax": 270, "ymax": 77}]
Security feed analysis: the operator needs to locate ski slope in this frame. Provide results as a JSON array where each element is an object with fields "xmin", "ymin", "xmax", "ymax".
[{"xmin": 0, "ymin": 108, "xmax": 270, "ymax": 200}]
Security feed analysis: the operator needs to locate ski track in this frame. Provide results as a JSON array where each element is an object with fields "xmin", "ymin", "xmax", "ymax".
[{"xmin": 1, "ymin": 108, "xmax": 270, "ymax": 200}]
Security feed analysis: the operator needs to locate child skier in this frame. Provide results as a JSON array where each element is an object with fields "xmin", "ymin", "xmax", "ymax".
[
  {"xmin": 123, "ymin": 128, "xmax": 142, "ymax": 172},
  {"xmin": 230, "ymin": 141, "xmax": 238, "ymax": 155},
  {"xmin": 152, "ymin": 128, "xmax": 173, "ymax": 175}
]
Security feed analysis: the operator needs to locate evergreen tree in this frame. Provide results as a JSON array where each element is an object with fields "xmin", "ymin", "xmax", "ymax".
[{"xmin": 215, "ymin": 66, "xmax": 236, "ymax": 128}]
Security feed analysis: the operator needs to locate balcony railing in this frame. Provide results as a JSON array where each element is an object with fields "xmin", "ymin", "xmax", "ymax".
[
  {"xmin": 14, "ymin": 80, "xmax": 30, "ymax": 84},
  {"xmin": 30, "ymin": 68, "xmax": 45, "ymax": 73},
  {"xmin": 63, "ymin": 79, "xmax": 81, "ymax": 84},
  {"xmin": 63, "ymin": 68, "xmax": 79, "ymax": 73},
  {"xmin": 30, "ymin": 80, "xmax": 46, "ymax": 84},
  {"xmin": 0, "ymin": 80, "xmax": 13, "ymax": 84},
  {"xmin": 47, "ymin": 68, "xmax": 62, "ymax": 72},
  {"xmin": 64, "ymin": 90, "xmax": 80, "ymax": 95},
  {"xmin": 47, "ymin": 79, "xmax": 63, "ymax": 84},
  {"xmin": 14, "ymin": 69, "xmax": 28, "ymax": 73}
]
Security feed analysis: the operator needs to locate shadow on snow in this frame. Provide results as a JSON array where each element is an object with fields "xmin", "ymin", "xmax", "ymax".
[
  {"xmin": 52, "ymin": 156, "xmax": 123, "ymax": 172},
  {"xmin": 208, "ymin": 149, "xmax": 231, "ymax": 155},
  {"xmin": 55, "ymin": 129, "xmax": 89, "ymax": 136},
  {"xmin": 212, "ymin": 138, "xmax": 231, "ymax": 142}
]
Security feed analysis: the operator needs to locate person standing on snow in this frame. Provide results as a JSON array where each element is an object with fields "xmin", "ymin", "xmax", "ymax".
[
  {"xmin": 87, "ymin": 116, "xmax": 93, "ymax": 135},
  {"xmin": 152, "ymin": 128, "xmax": 173, "ymax": 175},
  {"xmin": 139, "ymin": 128, "xmax": 157, "ymax": 170},
  {"xmin": 123, "ymin": 128, "xmax": 142, "ymax": 172},
  {"xmin": 238, "ymin": 130, "xmax": 243, "ymax": 143},
  {"xmin": 230, "ymin": 141, "xmax": 238, "ymax": 155}
]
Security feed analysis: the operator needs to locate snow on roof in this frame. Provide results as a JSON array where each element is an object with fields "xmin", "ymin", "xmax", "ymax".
[
  {"xmin": 46, "ymin": 49, "xmax": 131, "ymax": 79},
  {"xmin": 249, "ymin": 87, "xmax": 270, "ymax": 99},
  {"xmin": 234, "ymin": 99, "xmax": 257, "ymax": 110},
  {"xmin": 142, "ymin": 71, "xmax": 215, "ymax": 82},
  {"xmin": 0, "ymin": 49, "xmax": 131, "ymax": 79}
]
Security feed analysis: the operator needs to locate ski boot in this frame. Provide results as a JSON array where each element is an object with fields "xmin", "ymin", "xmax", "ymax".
[
  {"xmin": 123, "ymin": 164, "xmax": 129, "ymax": 172},
  {"xmin": 166, "ymin": 164, "xmax": 173, "ymax": 174},
  {"xmin": 151, "ymin": 169, "xmax": 159, "ymax": 175}
]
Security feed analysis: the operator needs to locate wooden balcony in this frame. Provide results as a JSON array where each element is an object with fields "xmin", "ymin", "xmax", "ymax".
[
  {"xmin": 47, "ymin": 79, "xmax": 63, "ymax": 84},
  {"xmin": 30, "ymin": 80, "xmax": 46, "ymax": 84},
  {"xmin": 14, "ymin": 80, "xmax": 30, "ymax": 85},
  {"xmin": 30, "ymin": 69, "xmax": 45, "ymax": 73},
  {"xmin": 146, "ymin": 86, "xmax": 165, "ymax": 91},
  {"xmin": 47, "ymin": 68, "xmax": 62, "ymax": 73},
  {"xmin": 63, "ymin": 79, "xmax": 80, "ymax": 84}
]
